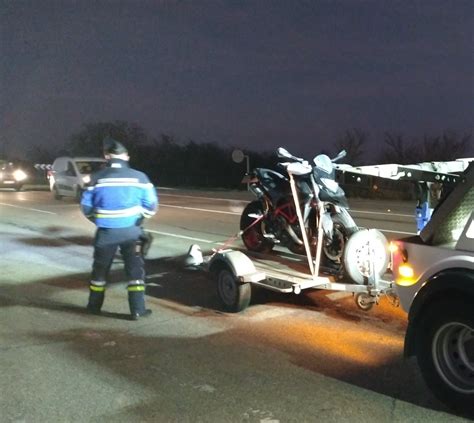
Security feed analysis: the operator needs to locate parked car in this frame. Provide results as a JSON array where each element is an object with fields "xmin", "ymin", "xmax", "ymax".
[
  {"xmin": 392, "ymin": 163, "xmax": 473, "ymax": 417},
  {"xmin": 48, "ymin": 156, "xmax": 106, "ymax": 200},
  {"xmin": 0, "ymin": 160, "xmax": 29, "ymax": 191}
]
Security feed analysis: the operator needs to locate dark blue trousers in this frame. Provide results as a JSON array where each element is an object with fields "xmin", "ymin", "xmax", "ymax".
[
  {"xmin": 87, "ymin": 226, "xmax": 147, "ymax": 314},
  {"xmin": 92, "ymin": 226, "xmax": 144, "ymax": 282}
]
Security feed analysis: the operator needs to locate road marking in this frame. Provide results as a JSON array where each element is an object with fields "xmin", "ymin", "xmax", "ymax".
[
  {"xmin": 161, "ymin": 192, "xmax": 247, "ymax": 203},
  {"xmin": 350, "ymin": 209, "xmax": 413, "ymax": 218},
  {"xmin": 0, "ymin": 202, "xmax": 57, "ymax": 215},
  {"xmin": 146, "ymin": 229, "xmax": 218, "ymax": 244},
  {"xmin": 160, "ymin": 204, "xmax": 240, "ymax": 215},
  {"xmin": 161, "ymin": 192, "xmax": 413, "ymax": 218}
]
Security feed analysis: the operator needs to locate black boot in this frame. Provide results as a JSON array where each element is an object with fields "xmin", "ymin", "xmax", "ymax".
[
  {"xmin": 128, "ymin": 283, "xmax": 151, "ymax": 320},
  {"xmin": 87, "ymin": 286, "xmax": 105, "ymax": 314}
]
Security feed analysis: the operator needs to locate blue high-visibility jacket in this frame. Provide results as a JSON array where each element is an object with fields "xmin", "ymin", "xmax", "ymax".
[{"xmin": 81, "ymin": 158, "xmax": 158, "ymax": 228}]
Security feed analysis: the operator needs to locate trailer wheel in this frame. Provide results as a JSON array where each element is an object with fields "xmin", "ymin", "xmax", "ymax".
[
  {"xmin": 215, "ymin": 267, "xmax": 251, "ymax": 313},
  {"xmin": 354, "ymin": 292, "xmax": 375, "ymax": 311}
]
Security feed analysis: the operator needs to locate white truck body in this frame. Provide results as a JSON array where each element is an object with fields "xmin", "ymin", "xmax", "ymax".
[{"xmin": 391, "ymin": 163, "xmax": 473, "ymax": 418}]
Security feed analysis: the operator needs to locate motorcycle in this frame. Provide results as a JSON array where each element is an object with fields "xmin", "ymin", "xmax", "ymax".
[{"xmin": 240, "ymin": 147, "xmax": 358, "ymax": 272}]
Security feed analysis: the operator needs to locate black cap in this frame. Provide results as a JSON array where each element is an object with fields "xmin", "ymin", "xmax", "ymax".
[{"xmin": 103, "ymin": 137, "xmax": 128, "ymax": 155}]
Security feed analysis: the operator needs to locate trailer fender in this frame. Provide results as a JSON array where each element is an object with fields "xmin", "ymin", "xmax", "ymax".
[{"xmin": 209, "ymin": 250, "xmax": 265, "ymax": 283}]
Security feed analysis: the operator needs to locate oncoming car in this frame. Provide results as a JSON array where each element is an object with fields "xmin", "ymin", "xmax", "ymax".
[
  {"xmin": 48, "ymin": 156, "xmax": 106, "ymax": 201},
  {"xmin": 0, "ymin": 160, "xmax": 29, "ymax": 191}
]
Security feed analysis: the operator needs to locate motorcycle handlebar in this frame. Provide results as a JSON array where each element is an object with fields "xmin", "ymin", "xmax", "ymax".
[
  {"xmin": 331, "ymin": 150, "xmax": 347, "ymax": 163},
  {"xmin": 276, "ymin": 147, "xmax": 304, "ymax": 162}
]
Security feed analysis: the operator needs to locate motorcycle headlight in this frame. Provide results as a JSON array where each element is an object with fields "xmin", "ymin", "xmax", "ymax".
[
  {"xmin": 320, "ymin": 178, "xmax": 339, "ymax": 193},
  {"xmin": 13, "ymin": 169, "xmax": 28, "ymax": 181},
  {"xmin": 82, "ymin": 175, "xmax": 91, "ymax": 184}
]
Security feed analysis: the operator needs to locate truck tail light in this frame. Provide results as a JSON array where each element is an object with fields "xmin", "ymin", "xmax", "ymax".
[
  {"xmin": 391, "ymin": 242, "xmax": 417, "ymax": 286},
  {"xmin": 395, "ymin": 262, "xmax": 417, "ymax": 286},
  {"xmin": 398, "ymin": 264, "xmax": 414, "ymax": 279}
]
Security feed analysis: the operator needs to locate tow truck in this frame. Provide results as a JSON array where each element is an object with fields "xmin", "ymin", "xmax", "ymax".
[{"xmin": 391, "ymin": 163, "xmax": 473, "ymax": 417}]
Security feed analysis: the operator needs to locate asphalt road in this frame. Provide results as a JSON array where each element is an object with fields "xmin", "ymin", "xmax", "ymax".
[{"xmin": 0, "ymin": 186, "xmax": 470, "ymax": 422}]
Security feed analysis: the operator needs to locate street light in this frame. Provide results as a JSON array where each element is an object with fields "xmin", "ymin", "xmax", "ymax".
[{"xmin": 231, "ymin": 149, "xmax": 250, "ymax": 190}]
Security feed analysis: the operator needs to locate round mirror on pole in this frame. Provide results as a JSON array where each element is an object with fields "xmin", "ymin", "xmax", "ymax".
[
  {"xmin": 232, "ymin": 149, "xmax": 245, "ymax": 163},
  {"xmin": 232, "ymin": 149, "xmax": 250, "ymax": 191}
]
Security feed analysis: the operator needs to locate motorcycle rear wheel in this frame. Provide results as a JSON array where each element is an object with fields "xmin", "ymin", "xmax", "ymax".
[{"xmin": 240, "ymin": 201, "xmax": 274, "ymax": 253}]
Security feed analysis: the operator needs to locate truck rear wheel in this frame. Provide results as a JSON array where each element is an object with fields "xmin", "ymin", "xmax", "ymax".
[
  {"xmin": 215, "ymin": 267, "xmax": 251, "ymax": 313},
  {"xmin": 416, "ymin": 299, "xmax": 474, "ymax": 417}
]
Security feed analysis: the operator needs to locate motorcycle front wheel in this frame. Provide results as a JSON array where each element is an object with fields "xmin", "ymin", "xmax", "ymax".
[
  {"xmin": 322, "ymin": 214, "xmax": 357, "ymax": 264},
  {"xmin": 288, "ymin": 214, "xmax": 356, "ymax": 269},
  {"xmin": 240, "ymin": 201, "xmax": 274, "ymax": 253}
]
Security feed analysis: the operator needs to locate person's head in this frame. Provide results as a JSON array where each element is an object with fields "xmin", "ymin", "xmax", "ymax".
[{"xmin": 102, "ymin": 137, "xmax": 129, "ymax": 161}]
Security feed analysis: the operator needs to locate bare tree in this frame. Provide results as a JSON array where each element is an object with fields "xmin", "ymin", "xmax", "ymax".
[
  {"xmin": 419, "ymin": 131, "xmax": 471, "ymax": 162},
  {"xmin": 68, "ymin": 120, "xmax": 149, "ymax": 157},
  {"xmin": 26, "ymin": 145, "xmax": 57, "ymax": 164},
  {"xmin": 335, "ymin": 128, "xmax": 367, "ymax": 165},
  {"xmin": 379, "ymin": 131, "xmax": 472, "ymax": 164}
]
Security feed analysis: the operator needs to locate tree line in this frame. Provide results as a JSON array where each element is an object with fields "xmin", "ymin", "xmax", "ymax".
[{"xmin": 24, "ymin": 121, "xmax": 472, "ymax": 192}]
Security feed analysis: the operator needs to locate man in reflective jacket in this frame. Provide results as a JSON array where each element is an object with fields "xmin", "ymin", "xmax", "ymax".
[{"xmin": 81, "ymin": 137, "xmax": 158, "ymax": 320}]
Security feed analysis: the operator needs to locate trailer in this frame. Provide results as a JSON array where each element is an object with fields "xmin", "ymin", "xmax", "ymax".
[
  {"xmin": 186, "ymin": 237, "xmax": 395, "ymax": 313},
  {"xmin": 185, "ymin": 166, "xmax": 395, "ymax": 312}
]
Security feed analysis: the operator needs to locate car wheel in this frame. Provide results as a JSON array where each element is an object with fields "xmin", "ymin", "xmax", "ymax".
[
  {"xmin": 75, "ymin": 187, "xmax": 83, "ymax": 202},
  {"xmin": 416, "ymin": 299, "xmax": 474, "ymax": 417},
  {"xmin": 53, "ymin": 185, "xmax": 62, "ymax": 200},
  {"xmin": 215, "ymin": 267, "xmax": 251, "ymax": 313}
]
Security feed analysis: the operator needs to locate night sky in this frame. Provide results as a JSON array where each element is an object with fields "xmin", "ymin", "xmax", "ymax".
[{"xmin": 1, "ymin": 0, "xmax": 473, "ymax": 160}]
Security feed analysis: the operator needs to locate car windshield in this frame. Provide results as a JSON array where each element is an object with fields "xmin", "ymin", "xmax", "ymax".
[{"xmin": 76, "ymin": 161, "xmax": 105, "ymax": 175}]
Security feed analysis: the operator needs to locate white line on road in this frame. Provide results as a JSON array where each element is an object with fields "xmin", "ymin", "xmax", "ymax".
[
  {"xmin": 160, "ymin": 192, "xmax": 247, "ymax": 203},
  {"xmin": 160, "ymin": 204, "xmax": 240, "ymax": 215},
  {"xmin": 161, "ymin": 192, "xmax": 413, "ymax": 218},
  {"xmin": 0, "ymin": 202, "xmax": 57, "ymax": 215},
  {"xmin": 351, "ymin": 209, "xmax": 413, "ymax": 218},
  {"xmin": 146, "ymin": 229, "xmax": 218, "ymax": 244},
  {"xmin": 158, "ymin": 203, "xmax": 416, "ymax": 234}
]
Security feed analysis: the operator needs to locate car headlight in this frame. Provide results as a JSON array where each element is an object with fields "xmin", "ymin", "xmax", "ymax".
[{"xmin": 13, "ymin": 169, "xmax": 28, "ymax": 181}]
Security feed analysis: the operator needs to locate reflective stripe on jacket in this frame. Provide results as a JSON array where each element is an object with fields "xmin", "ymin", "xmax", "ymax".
[{"xmin": 80, "ymin": 159, "xmax": 158, "ymax": 228}]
